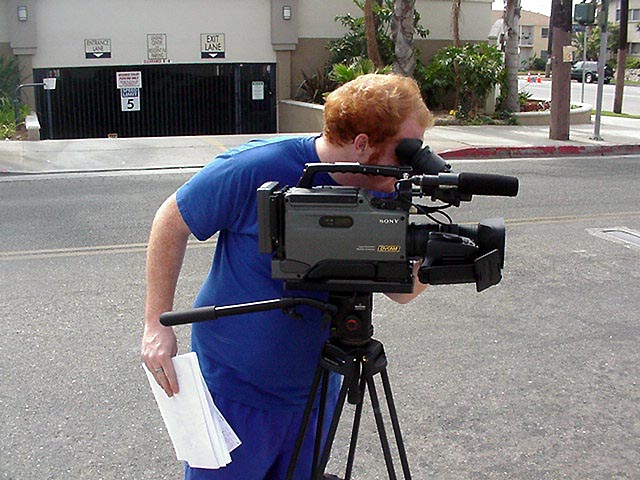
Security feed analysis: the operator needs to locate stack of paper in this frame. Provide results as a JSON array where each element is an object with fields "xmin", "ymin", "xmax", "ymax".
[{"xmin": 144, "ymin": 352, "xmax": 241, "ymax": 469}]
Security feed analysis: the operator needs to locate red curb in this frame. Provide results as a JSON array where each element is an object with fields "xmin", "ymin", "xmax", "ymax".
[{"xmin": 438, "ymin": 144, "xmax": 640, "ymax": 160}]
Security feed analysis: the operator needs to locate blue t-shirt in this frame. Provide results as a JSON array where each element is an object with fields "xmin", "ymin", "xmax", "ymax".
[{"xmin": 176, "ymin": 136, "xmax": 339, "ymax": 411}]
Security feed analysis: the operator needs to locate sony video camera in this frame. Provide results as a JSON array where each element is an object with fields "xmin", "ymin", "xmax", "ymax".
[{"xmin": 257, "ymin": 139, "xmax": 519, "ymax": 294}]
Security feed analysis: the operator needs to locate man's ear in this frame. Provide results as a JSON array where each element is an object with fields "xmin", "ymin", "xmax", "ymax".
[{"xmin": 353, "ymin": 133, "xmax": 369, "ymax": 155}]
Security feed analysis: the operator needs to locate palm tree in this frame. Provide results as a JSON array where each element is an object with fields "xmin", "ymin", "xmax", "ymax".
[
  {"xmin": 503, "ymin": 0, "xmax": 521, "ymax": 112},
  {"xmin": 391, "ymin": 0, "xmax": 416, "ymax": 76},
  {"xmin": 451, "ymin": 0, "xmax": 462, "ymax": 47}
]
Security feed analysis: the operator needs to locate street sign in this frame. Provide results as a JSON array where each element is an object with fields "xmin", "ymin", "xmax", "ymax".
[
  {"xmin": 200, "ymin": 33, "xmax": 225, "ymax": 59},
  {"xmin": 85, "ymin": 38, "xmax": 112, "ymax": 59},
  {"xmin": 120, "ymin": 87, "xmax": 141, "ymax": 112},
  {"xmin": 147, "ymin": 33, "xmax": 168, "ymax": 60},
  {"xmin": 43, "ymin": 78, "xmax": 57, "ymax": 90}
]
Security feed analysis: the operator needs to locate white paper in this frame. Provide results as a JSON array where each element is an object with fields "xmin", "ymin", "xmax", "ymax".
[{"xmin": 144, "ymin": 352, "xmax": 241, "ymax": 469}]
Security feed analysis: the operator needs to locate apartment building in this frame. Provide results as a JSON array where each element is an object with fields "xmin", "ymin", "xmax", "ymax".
[
  {"xmin": 491, "ymin": 9, "xmax": 550, "ymax": 67},
  {"xmin": 1, "ymin": 0, "xmax": 493, "ymax": 139},
  {"xmin": 610, "ymin": 0, "xmax": 640, "ymax": 57}
]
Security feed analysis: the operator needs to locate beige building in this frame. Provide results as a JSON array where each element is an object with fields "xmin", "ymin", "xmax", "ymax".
[
  {"xmin": 491, "ymin": 9, "xmax": 550, "ymax": 68},
  {"xmin": 1, "ymin": 0, "xmax": 494, "ymax": 138},
  {"xmin": 610, "ymin": 0, "xmax": 640, "ymax": 57}
]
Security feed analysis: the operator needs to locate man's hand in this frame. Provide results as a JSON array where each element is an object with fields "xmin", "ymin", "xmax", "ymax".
[
  {"xmin": 142, "ymin": 323, "xmax": 179, "ymax": 396},
  {"xmin": 385, "ymin": 260, "xmax": 428, "ymax": 304}
]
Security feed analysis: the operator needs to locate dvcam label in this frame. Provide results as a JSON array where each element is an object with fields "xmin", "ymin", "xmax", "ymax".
[{"xmin": 377, "ymin": 244, "xmax": 401, "ymax": 253}]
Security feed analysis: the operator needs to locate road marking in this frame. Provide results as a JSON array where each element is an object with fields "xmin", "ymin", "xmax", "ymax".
[
  {"xmin": 0, "ymin": 239, "xmax": 214, "ymax": 261},
  {"xmin": 506, "ymin": 211, "xmax": 640, "ymax": 226},
  {"xmin": 2, "ymin": 212, "xmax": 638, "ymax": 261}
]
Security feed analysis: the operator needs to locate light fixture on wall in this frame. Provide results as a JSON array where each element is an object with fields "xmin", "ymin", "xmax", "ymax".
[
  {"xmin": 282, "ymin": 5, "xmax": 292, "ymax": 21},
  {"xmin": 17, "ymin": 5, "xmax": 28, "ymax": 21}
]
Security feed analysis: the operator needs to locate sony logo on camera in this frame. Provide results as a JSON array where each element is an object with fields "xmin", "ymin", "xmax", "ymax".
[{"xmin": 379, "ymin": 218, "xmax": 400, "ymax": 224}]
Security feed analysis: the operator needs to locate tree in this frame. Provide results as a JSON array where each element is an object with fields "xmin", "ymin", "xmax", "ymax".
[
  {"xmin": 451, "ymin": 0, "xmax": 462, "ymax": 47},
  {"xmin": 613, "ymin": 0, "xmax": 629, "ymax": 113},
  {"xmin": 364, "ymin": 0, "xmax": 383, "ymax": 67},
  {"xmin": 391, "ymin": 0, "xmax": 417, "ymax": 76},
  {"xmin": 503, "ymin": 0, "xmax": 521, "ymax": 112}
]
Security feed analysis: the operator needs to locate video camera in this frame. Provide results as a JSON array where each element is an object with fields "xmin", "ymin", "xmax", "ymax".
[{"xmin": 257, "ymin": 139, "xmax": 519, "ymax": 294}]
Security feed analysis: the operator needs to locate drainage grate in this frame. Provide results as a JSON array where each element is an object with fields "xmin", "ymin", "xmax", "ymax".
[{"xmin": 587, "ymin": 227, "xmax": 640, "ymax": 250}]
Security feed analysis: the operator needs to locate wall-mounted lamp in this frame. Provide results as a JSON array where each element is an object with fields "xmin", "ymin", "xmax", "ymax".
[
  {"xmin": 282, "ymin": 5, "xmax": 292, "ymax": 21},
  {"xmin": 17, "ymin": 5, "xmax": 28, "ymax": 21}
]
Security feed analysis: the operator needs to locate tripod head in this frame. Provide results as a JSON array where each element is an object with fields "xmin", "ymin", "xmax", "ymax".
[{"xmin": 159, "ymin": 291, "xmax": 377, "ymax": 347}]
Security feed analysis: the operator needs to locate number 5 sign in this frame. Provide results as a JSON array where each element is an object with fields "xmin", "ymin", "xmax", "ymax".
[{"xmin": 120, "ymin": 87, "xmax": 141, "ymax": 112}]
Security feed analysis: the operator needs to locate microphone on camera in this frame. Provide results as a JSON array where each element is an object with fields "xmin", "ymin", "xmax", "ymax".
[
  {"xmin": 458, "ymin": 173, "xmax": 519, "ymax": 197},
  {"xmin": 414, "ymin": 172, "xmax": 519, "ymax": 197}
]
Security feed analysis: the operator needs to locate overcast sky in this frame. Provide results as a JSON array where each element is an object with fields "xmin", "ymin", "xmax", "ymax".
[{"xmin": 492, "ymin": 0, "xmax": 552, "ymax": 16}]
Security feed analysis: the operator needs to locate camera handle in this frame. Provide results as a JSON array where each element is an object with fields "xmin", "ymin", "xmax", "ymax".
[
  {"xmin": 296, "ymin": 163, "xmax": 412, "ymax": 188},
  {"xmin": 159, "ymin": 297, "xmax": 337, "ymax": 326}
]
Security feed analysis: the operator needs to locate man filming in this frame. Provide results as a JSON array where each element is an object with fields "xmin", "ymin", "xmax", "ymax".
[{"xmin": 141, "ymin": 73, "xmax": 432, "ymax": 479}]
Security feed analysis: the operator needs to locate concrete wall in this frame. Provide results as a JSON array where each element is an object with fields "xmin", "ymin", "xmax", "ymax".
[
  {"xmin": 278, "ymin": 99, "xmax": 323, "ymax": 133},
  {"xmin": 31, "ymin": 0, "xmax": 274, "ymax": 67}
]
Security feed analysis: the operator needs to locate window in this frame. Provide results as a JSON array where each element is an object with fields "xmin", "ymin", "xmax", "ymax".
[
  {"xmin": 630, "ymin": 43, "xmax": 640, "ymax": 55},
  {"xmin": 616, "ymin": 9, "xmax": 640, "ymax": 22},
  {"xmin": 519, "ymin": 25, "xmax": 534, "ymax": 46},
  {"xmin": 541, "ymin": 27, "xmax": 549, "ymax": 38}
]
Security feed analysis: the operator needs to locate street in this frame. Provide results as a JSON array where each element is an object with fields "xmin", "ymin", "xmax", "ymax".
[
  {"xmin": 519, "ymin": 78, "xmax": 640, "ymax": 116},
  {"xmin": 1, "ymin": 156, "xmax": 639, "ymax": 479}
]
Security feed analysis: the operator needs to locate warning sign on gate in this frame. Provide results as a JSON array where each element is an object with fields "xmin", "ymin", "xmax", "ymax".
[
  {"xmin": 200, "ymin": 33, "xmax": 225, "ymax": 59},
  {"xmin": 116, "ymin": 71, "xmax": 142, "ymax": 89}
]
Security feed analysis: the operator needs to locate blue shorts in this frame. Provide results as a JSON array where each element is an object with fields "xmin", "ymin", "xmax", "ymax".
[{"xmin": 184, "ymin": 391, "xmax": 339, "ymax": 480}]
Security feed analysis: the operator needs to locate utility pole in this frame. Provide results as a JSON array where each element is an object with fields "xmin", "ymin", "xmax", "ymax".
[
  {"xmin": 549, "ymin": 0, "xmax": 573, "ymax": 140},
  {"xmin": 591, "ymin": 0, "xmax": 610, "ymax": 141},
  {"xmin": 613, "ymin": 0, "xmax": 629, "ymax": 113}
]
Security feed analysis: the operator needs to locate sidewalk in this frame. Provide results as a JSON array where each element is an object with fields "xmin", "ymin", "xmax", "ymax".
[{"xmin": 1, "ymin": 116, "xmax": 639, "ymax": 175}]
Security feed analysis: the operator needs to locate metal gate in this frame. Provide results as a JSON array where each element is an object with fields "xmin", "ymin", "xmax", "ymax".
[{"xmin": 32, "ymin": 63, "xmax": 276, "ymax": 139}]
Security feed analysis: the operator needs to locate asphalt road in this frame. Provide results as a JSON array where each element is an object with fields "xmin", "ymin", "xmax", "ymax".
[
  {"xmin": 518, "ymin": 78, "xmax": 640, "ymax": 116},
  {"xmin": 1, "ymin": 156, "xmax": 639, "ymax": 480}
]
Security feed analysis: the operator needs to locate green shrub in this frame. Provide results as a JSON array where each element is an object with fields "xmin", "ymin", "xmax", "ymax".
[
  {"xmin": 1, "ymin": 95, "xmax": 19, "ymax": 139},
  {"xmin": 424, "ymin": 43, "xmax": 505, "ymax": 117},
  {"xmin": 626, "ymin": 57, "xmax": 640, "ymax": 69},
  {"xmin": 329, "ymin": 58, "xmax": 393, "ymax": 85},
  {"xmin": 0, "ymin": 56, "xmax": 22, "ymax": 98},
  {"xmin": 295, "ymin": 69, "xmax": 338, "ymax": 104}
]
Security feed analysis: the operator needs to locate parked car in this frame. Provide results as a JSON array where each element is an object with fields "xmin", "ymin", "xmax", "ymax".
[{"xmin": 571, "ymin": 61, "xmax": 613, "ymax": 84}]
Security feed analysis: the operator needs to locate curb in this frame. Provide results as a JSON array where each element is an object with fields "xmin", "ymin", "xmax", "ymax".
[{"xmin": 438, "ymin": 144, "xmax": 640, "ymax": 160}]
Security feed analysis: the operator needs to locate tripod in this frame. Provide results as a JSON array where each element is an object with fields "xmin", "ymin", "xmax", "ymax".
[
  {"xmin": 285, "ymin": 292, "xmax": 411, "ymax": 480},
  {"xmin": 160, "ymin": 291, "xmax": 411, "ymax": 480}
]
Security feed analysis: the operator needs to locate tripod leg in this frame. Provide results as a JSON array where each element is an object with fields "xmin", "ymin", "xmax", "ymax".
[
  {"xmin": 344, "ymin": 375, "xmax": 367, "ymax": 480},
  {"xmin": 366, "ymin": 376, "xmax": 398, "ymax": 480},
  {"xmin": 286, "ymin": 364, "xmax": 324, "ymax": 480},
  {"xmin": 313, "ymin": 376, "xmax": 351, "ymax": 480},
  {"xmin": 312, "ymin": 371, "xmax": 330, "ymax": 474},
  {"xmin": 381, "ymin": 369, "xmax": 411, "ymax": 479}
]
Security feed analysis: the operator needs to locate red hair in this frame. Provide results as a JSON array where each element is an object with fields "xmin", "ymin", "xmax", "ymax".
[{"xmin": 323, "ymin": 73, "xmax": 433, "ymax": 147}]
